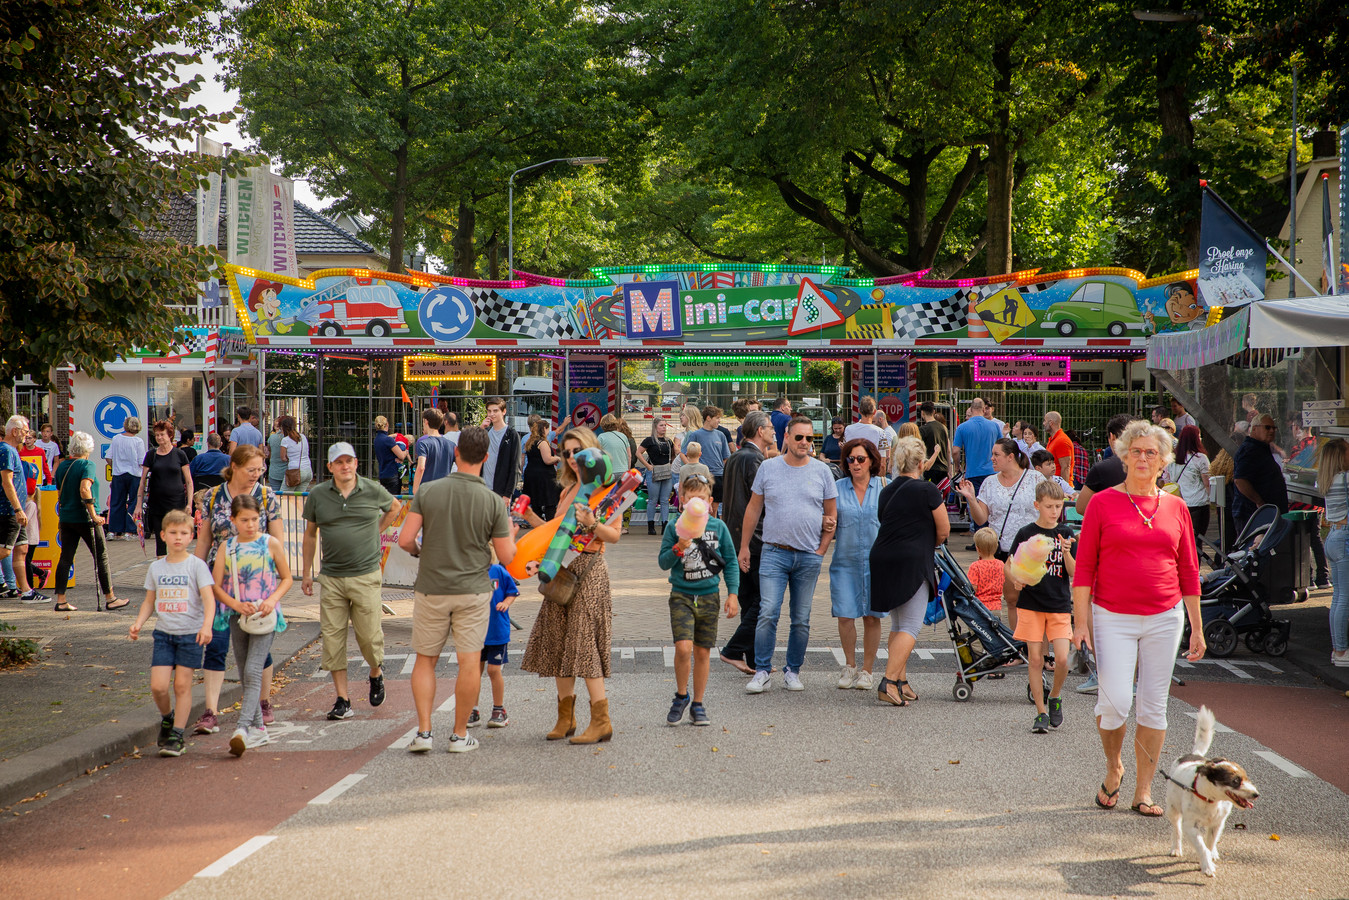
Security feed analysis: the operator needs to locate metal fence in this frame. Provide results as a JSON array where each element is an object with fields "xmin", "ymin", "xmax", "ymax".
[{"xmin": 942, "ymin": 388, "xmax": 1148, "ymax": 455}]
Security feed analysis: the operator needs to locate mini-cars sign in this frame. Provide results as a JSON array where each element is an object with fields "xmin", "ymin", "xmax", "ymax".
[
  {"xmin": 972, "ymin": 355, "xmax": 1071, "ymax": 383},
  {"xmin": 402, "ymin": 355, "xmax": 497, "ymax": 382}
]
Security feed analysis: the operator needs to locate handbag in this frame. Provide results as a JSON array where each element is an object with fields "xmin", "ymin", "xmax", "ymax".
[
  {"xmin": 285, "ymin": 467, "xmax": 302, "ymax": 488},
  {"xmin": 652, "ymin": 439, "xmax": 672, "ymax": 482},
  {"xmin": 232, "ymin": 541, "xmax": 277, "ymax": 634},
  {"xmin": 1162, "ymin": 456, "xmax": 1193, "ymax": 496}
]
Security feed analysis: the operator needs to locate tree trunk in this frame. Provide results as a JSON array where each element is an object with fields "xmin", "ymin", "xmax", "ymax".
[
  {"xmin": 388, "ymin": 145, "xmax": 409, "ymax": 275},
  {"xmin": 985, "ymin": 52, "xmax": 1015, "ymax": 278},
  {"xmin": 452, "ymin": 199, "xmax": 477, "ymax": 277},
  {"xmin": 1156, "ymin": 49, "xmax": 1201, "ymax": 266}
]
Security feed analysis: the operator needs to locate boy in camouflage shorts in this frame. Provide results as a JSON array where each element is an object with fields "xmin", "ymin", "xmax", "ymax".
[{"xmin": 657, "ymin": 474, "xmax": 739, "ymax": 726}]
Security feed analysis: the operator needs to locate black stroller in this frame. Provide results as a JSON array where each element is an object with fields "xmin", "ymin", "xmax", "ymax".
[
  {"xmin": 1185, "ymin": 504, "xmax": 1313, "ymax": 658},
  {"xmin": 935, "ymin": 544, "xmax": 1051, "ymax": 702}
]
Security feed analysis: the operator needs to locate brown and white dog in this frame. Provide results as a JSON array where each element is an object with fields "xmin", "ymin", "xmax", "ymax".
[{"xmin": 1164, "ymin": 706, "xmax": 1260, "ymax": 877}]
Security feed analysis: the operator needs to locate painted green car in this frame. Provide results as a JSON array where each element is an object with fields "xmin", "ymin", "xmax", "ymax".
[{"xmin": 1037, "ymin": 281, "xmax": 1144, "ymax": 337}]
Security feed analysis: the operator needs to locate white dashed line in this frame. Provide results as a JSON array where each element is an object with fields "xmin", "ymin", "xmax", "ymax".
[
  {"xmin": 309, "ymin": 773, "xmax": 368, "ymax": 805},
  {"xmin": 436, "ymin": 694, "xmax": 457, "ymax": 714},
  {"xmin": 1254, "ymin": 750, "xmax": 1311, "ymax": 777},
  {"xmin": 196, "ymin": 836, "xmax": 277, "ymax": 877},
  {"xmin": 389, "ymin": 727, "xmax": 418, "ymax": 750},
  {"xmin": 663, "ymin": 646, "xmax": 675, "ymax": 668}
]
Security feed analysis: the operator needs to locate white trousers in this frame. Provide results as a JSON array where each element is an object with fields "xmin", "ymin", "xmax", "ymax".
[{"xmin": 1091, "ymin": 602, "xmax": 1184, "ymax": 730}]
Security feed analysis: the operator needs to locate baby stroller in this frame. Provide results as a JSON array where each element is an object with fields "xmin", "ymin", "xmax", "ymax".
[
  {"xmin": 1185, "ymin": 504, "xmax": 1312, "ymax": 658},
  {"xmin": 935, "ymin": 544, "xmax": 1051, "ymax": 702}
]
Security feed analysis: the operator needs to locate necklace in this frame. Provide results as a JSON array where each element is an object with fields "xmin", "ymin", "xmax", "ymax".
[{"xmin": 1125, "ymin": 489, "xmax": 1161, "ymax": 529}]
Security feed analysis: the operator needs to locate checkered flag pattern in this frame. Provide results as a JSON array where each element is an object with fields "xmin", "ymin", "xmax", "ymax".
[
  {"xmin": 468, "ymin": 289, "xmax": 577, "ymax": 340},
  {"xmin": 890, "ymin": 290, "xmax": 967, "ymax": 338}
]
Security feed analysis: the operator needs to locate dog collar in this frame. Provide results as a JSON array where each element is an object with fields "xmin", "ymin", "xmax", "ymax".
[{"xmin": 1165, "ymin": 771, "xmax": 1215, "ymax": 803}]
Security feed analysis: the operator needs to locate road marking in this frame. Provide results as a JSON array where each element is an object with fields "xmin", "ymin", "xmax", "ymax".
[
  {"xmin": 400, "ymin": 655, "xmax": 417, "ymax": 675},
  {"xmin": 389, "ymin": 727, "xmax": 418, "ymax": 750},
  {"xmin": 437, "ymin": 694, "xmax": 457, "ymax": 714},
  {"xmin": 1183, "ymin": 711, "xmax": 1234, "ymax": 733},
  {"xmin": 309, "ymin": 773, "xmax": 368, "ymax": 805},
  {"xmin": 1254, "ymin": 750, "xmax": 1310, "ymax": 777},
  {"xmin": 831, "ymin": 648, "xmax": 846, "ymax": 665},
  {"xmin": 619, "ymin": 647, "xmax": 635, "ymax": 660},
  {"xmin": 663, "ymin": 646, "xmax": 675, "ymax": 668},
  {"xmin": 196, "ymin": 836, "xmax": 277, "ymax": 877}
]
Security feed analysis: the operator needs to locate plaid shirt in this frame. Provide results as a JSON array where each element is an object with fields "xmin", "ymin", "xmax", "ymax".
[{"xmin": 1072, "ymin": 442, "xmax": 1090, "ymax": 489}]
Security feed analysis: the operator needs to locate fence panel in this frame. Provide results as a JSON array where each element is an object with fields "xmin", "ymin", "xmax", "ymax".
[{"xmin": 947, "ymin": 388, "xmax": 1146, "ymax": 455}]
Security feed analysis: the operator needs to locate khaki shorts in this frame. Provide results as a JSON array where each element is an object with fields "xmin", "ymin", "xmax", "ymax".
[{"xmin": 412, "ymin": 590, "xmax": 491, "ymax": 658}]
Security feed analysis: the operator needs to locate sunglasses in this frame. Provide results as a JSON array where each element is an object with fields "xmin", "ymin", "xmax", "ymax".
[
  {"xmin": 562, "ymin": 448, "xmax": 578, "ymax": 458},
  {"xmin": 684, "ymin": 474, "xmax": 710, "ymax": 484},
  {"xmin": 791, "ymin": 433, "xmax": 812, "ymax": 442},
  {"xmin": 847, "ymin": 455, "xmax": 869, "ymax": 464}
]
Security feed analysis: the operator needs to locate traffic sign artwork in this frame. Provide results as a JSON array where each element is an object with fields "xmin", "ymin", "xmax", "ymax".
[
  {"xmin": 787, "ymin": 278, "xmax": 844, "ymax": 336},
  {"xmin": 974, "ymin": 287, "xmax": 1035, "ymax": 342},
  {"xmin": 93, "ymin": 395, "xmax": 138, "ymax": 438},
  {"xmin": 417, "ymin": 287, "xmax": 476, "ymax": 343}
]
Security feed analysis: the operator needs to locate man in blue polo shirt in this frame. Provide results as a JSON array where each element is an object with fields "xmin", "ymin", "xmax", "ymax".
[
  {"xmin": 952, "ymin": 397, "xmax": 1002, "ymax": 494},
  {"xmin": 769, "ymin": 397, "xmax": 793, "ymax": 450}
]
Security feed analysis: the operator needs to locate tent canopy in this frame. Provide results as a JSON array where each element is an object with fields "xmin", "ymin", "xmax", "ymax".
[{"xmin": 1245, "ymin": 295, "xmax": 1349, "ymax": 348}]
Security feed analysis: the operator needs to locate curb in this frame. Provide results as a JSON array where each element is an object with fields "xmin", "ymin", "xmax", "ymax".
[{"xmin": 0, "ymin": 624, "xmax": 321, "ymax": 810}]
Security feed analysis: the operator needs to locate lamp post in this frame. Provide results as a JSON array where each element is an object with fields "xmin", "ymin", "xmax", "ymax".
[{"xmin": 507, "ymin": 157, "xmax": 608, "ymax": 276}]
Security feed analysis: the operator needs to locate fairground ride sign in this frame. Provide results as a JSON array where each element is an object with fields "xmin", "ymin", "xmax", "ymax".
[{"xmin": 664, "ymin": 354, "xmax": 803, "ymax": 382}]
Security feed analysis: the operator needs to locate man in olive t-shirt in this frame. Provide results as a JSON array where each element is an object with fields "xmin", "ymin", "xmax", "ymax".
[
  {"xmin": 398, "ymin": 426, "xmax": 518, "ymax": 753},
  {"xmin": 302, "ymin": 443, "xmax": 401, "ymax": 721}
]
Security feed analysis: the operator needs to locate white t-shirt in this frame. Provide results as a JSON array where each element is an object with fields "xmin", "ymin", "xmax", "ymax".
[
  {"xmin": 977, "ymin": 469, "xmax": 1046, "ymax": 552},
  {"xmin": 1173, "ymin": 412, "xmax": 1197, "ymax": 433},
  {"xmin": 843, "ymin": 422, "xmax": 885, "ymax": 450},
  {"xmin": 143, "ymin": 555, "xmax": 215, "ymax": 635},
  {"xmin": 281, "ymin": 434, "xmax": 310, "ymax": 472},
  {"xmin": 1167, "ymin": 453, "xmax": 1211, "ymax": 507},
  {"xmin": 36, "ymin": 438, "xmax": 60, "ymax": 472}
]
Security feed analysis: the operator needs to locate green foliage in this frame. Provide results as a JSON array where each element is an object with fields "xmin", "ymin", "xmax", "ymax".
[
  {"xmin": 0, "ymin": 0, "xmax": 243, "ymax": 389},
  {"xmin": 0, "ymin": 619, "xmax": 39, "ymax": 667},
  {"xmin": 621, "ymin": 359, "xmax": 657, "ymax": 394},
  {"xmin": 803, "ymin": 361, "xmax": 843, "ymax": 395}
]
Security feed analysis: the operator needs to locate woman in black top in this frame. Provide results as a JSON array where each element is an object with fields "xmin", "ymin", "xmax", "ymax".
[
  {"xmin": 870, "ymin": 436, "xmax": 950, "ymax": 705},
  {"xmin": 176, "ymin": 428, "xmax": 198, "ymax": 462},
  {"xmin": 638, "ymin": 419, "xmax": 675, "ymax": 535},
  {"xmin": 136, "ymin": 420, "xmax": 193, "ymax": 557},
  {"xmin": 522, "ymin": 418, "xmax": 560, "ymax": 521}
]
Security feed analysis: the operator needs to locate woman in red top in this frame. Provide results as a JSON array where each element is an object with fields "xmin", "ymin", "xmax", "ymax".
[{"xmin": 1072, "ymin": 420, "xmax": 1205, "ymax": 817}]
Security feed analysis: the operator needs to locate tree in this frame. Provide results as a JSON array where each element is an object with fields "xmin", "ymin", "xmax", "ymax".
[
  {"xmin": 0, "ymin": 0, "xmax": 236, "ymax": 389},
  {"xmin": 221, "ymin": 0, "xmax": 640, "ymax": 276}
]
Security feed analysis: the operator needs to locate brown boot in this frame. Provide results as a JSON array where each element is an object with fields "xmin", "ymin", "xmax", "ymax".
[
  {"xmin": 546, "ymin": 694, "xmax": 577, "ymax": 740},
  {"xmin": 569, "ymin": 698, "xmax": 612, "ymax": 744}
]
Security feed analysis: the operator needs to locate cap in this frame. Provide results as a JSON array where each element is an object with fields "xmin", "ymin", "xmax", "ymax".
[{"xmin": 327, "ymin": 441, "xmax": 357, "ymax": 464}]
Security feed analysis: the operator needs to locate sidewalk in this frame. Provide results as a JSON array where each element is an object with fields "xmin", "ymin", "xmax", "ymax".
[{"xmin": 2, "ymin": 526, "xmax": 1343, "ymax": 809}]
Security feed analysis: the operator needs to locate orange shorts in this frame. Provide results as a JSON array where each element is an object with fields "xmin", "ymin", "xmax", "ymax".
[{"xmin": 1013, "ymin": 610, "xmax": 1072, "ymax": 643}]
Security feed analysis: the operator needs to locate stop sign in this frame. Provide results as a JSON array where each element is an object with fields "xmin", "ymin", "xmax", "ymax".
[{"xmin": 879, "ymin": 394, "xmax": 906, "ymax": 421}]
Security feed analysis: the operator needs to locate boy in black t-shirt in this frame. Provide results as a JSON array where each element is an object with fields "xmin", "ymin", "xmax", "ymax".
[{"xmin": 1008, "ymin": 481, "xmax": 1076, "ymax": 734}]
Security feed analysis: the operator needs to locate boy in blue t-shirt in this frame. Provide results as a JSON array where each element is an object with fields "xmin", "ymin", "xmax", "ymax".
[{"xmin": 467, "ymin": 560, "xmax": 519, "ymax": 729}]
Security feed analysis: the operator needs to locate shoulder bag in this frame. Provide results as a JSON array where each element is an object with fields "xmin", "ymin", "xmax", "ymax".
[
  {"xmin": 652, "ymin": 438, "xmax": 673, "ymax": 482},
  {"xmin": 1162, "ymin": 456, "xmax": 1193, "ymax": 496},
  {"xmin": 284, "ymin": 437, "xmax": 303, "ymax": 488}
]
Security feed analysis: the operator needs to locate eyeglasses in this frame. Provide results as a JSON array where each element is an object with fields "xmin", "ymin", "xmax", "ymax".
[
  {"xmin": 847, "ymin": 455, "xmax": 869, "ymax": 464},
  {"xmin": 684, "ymin": 474, "xmax": 710, "ymax": 484},
  {"xmin": 1126, "ymin": 448, "xmax": 1161, "ymax": 459},
  {"xmin": 791, "ymin": 433, "xmax": 812, "ymax": 442}
]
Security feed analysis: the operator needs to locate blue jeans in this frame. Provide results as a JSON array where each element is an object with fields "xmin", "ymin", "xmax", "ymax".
[
  {"xmin": 1326, "ymin": 525, "xmax": 1349, "ymax": 653},
  {"xmin": 647, "ymin": 473, "xmax": 672, "ymax": 525},
  {"xmin": 754, "ymin": 545, "xmax": 823, "ymax": 673},
  {"xmin": 109, "ymin": 472, "xmax": 139, "ymax": 535}
]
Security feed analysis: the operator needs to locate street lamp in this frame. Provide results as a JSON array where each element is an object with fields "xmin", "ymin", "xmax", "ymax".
[{"xmin": 508, "ymin": 157, "xmax": 608, "ymax": 276}]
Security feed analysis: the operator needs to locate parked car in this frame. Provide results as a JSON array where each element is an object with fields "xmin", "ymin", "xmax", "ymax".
[{"xmin": 1037, "ymin": 280, "xmax": 1143, "ymax": 337}]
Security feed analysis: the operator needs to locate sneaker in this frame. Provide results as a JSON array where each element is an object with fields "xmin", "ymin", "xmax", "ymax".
[
  {"xmin": 327, "ymin": 698, "xmax": 354, "ymax": 720},
  {"xmin": 228, "ymin": 728, "xmax": 248, "ymax": 757},
  {"xmin": 20, "ymin": 590, "xmax": 49, "ymax": 604},
  {"xmin": 667, "ymin": 693, "xmax": 691, "ymax": 725},
  {"xmin": 447, "ymin": 732, "xmax": 479, "ymax": 753},
  {"xmin": 193, "ymin": 710, "xmax": 220, "ymax": 734},
  {"xmin": 246, "ymin": 726, "xmax": 270, "ymax": 748},
  {"xmin": 157, "ymin": 714, "xmax": 175, "ymax": 748},
  {"xmin": 1314, "ymin": 576, "xmax": 1332, "ymax": 590},
  {"xmin": 409, "ymin": 731, "xmax": 433, "ymax": 753},
  {"xmin": 259, "ymin": 698, "xmax": 274, "ymax": 726},
  {"xmin": 159, "ymin": 729, "xmax": 185, "ymax": 757},
  {"xmin": 1032, "ymin": 713, "xmax": 1051, "ymax": 734},
  {"xmin": 467, "ymin": 708, "xmax": 481, "ymax": 728},
  {"xmin": 1048, "ymin": 696, "xmax": 1064, "ymax": 728},
  {"xmin": 853, "ymin": 670, "xmax": 875, "ymax": 691},
  {"xmin": 0, "ymin": 588, "xmax": 18, "ymax": 599},
  {"xmin": 837, "ymin": 665, "xmax": 858, "ymax": 689},
  {"xmin": 746, "ymin": 670, "xmax": 771, "ymax": 694},
  {"xmin": 783, "ymin": 670, "xmax": 805, "ymax": 691},
  {"xmin": 369, "ymin": 674, "xmax": 385, "ymax": 708},
  {"xmin": 488, "ymin": 708, "xmax": 509, "ymax": 728},
  {"xmin": 690, "ymin": 702, "xmax": 710, "ymax": 726},
  {"xmin": 1076, "ymin": 673, "xmax": 1098, "ymax": 695},
  {"xmin": 1332, "ymin": 649, "xmax": 1349, "ymax": 667}
]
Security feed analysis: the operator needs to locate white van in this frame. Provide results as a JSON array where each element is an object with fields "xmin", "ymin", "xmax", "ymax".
[{"xmin": 509, "ymin": 376, "xmax": 554, "ymax": 436}]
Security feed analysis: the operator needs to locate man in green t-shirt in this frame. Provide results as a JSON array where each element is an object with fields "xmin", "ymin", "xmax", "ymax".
[
  {"xmin": 397, "ymin": 426, "xmax": 517, "ymax": 754},
  {"xmin": 302, "ymin": 442, "xmax": 402, "ymax": 721}
]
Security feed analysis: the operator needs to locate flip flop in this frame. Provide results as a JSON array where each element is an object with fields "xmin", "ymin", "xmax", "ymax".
[
  {"xmin": 104, "ymin": 598, "xmax": 130, "ymax": 610},
  {"xmin": 1095, "ymin": 782, "xmax": 1120, "ymax": 809},
  {"xmin": 1130, "ymin": 801, "xmax": 1163, "ymax": 817}
]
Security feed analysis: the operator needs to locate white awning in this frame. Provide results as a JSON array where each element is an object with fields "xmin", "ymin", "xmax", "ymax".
[{"xmin": 1246, "ymin": 295, "xmax": 1349, "ymax": 348}]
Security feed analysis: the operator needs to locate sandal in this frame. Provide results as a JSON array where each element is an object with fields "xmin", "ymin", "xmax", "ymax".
[
  {"xmin": 987, "ymin": 672, "xmax": 1006, "ymax": 680},
  {"xmin": 876, "ymin": 677, "xmax": 909, "ymax": 707},
  {"xmin": 104, "ymin": 598, "xmax": 130, "ymax": 610},
  {"xmin": 1130, "ymin": 801, "xmax": 1164, "ymax": 817},
  {"xmin": 1095, "ymin": 782, "xmax": 1120, "ymax": 810},
  {"xmin": 54, "ymin": 602, "xmax": 77, "ymax": 612},
  {"xmin": 899, "ymin": 679, "xmax": 918, "ymax": 702}
]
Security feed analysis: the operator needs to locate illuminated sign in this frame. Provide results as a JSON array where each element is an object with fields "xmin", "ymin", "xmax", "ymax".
[
  {"xmin": 972, "ymin": 355, "xmax": 1071, "ymax": 383},
  {"xmin": 623, "ymin": 280, "xmax": 682, "ymax": 339},
  {"xmin": 664, "ymin": 355, "xmax": 803, "ymax": 382},
  {"xmin": 402, "ymin": 355, "xmax": 497, "ymax": 382}
]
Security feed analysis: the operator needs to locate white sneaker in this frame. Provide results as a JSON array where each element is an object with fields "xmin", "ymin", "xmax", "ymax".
[
  {"xmin": 409, "ymin": 732, "xmax": 433, "ymax": 753},
  {"xmin": 853, "ymin": 669, "xmax": 875, "ymax": 690},
  {"xmin": 745, "ymin": 670, "xmax": 771, "ymax": 694},
  {"xmin": 1332, "ymin": 650, "xmax": 1349, "ymax": 667},
  {"xmin": 837, "ymin": 665, "xmax": 857, "ymax": 689},
  {"xmin": 784, "ymin": 670, "xmax": 805, "ymax": 691},
  {"xmin": 246, "ymin": 726, "xmax": 270, "ymax": 748},
  {"xmin": 447, "ymin": 732, "xmax": 479, "ymax": 753},
  {"xmin": 228, "ymin": 728, "xmax": 248, "ymax": 757}
]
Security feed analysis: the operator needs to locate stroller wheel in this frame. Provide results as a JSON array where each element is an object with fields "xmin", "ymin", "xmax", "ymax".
[
  {"xmin": 1263, "ymin": 633, "xmax": 1289, "ymax": 657},
  {"xmin": 1244, "ymin": 629, "xmax": 1269, "ymax": 654},
  {"xmin": 1204, "ymin": 619, "xmax": 1238, "ymax": 658},
  {"xmin": 952, "ymin": 681, "xmax": 972, "ymax": 702},
  {"xmin": 1026, "ymin": 670, "xmax": 1053, "ymax": 704}
]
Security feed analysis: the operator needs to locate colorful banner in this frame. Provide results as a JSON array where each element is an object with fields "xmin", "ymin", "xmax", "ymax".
[
  {"xmin": 1198, "ymin": 190, "xmax": 1266, "ymax": 307},
  {"xmin": 228, "ymin": 166, "xmax": 297, "ymax": 277},
  {"xmin": 196, "ymin": 137, "xmax": 225, "ymax": 307}
]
